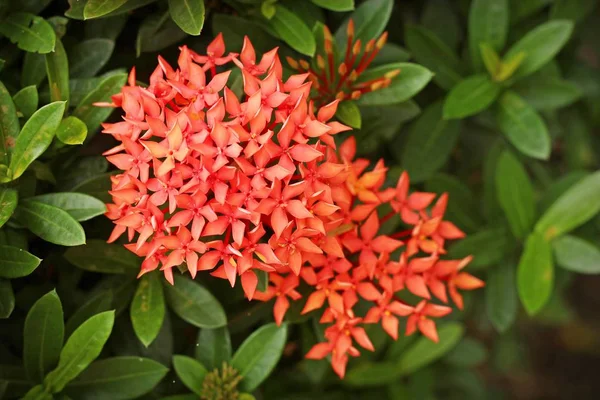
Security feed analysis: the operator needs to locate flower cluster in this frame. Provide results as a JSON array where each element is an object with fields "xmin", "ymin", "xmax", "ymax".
[{"xmin": 99, "ymin": 34, "xmax": 483, "ymax": 379}]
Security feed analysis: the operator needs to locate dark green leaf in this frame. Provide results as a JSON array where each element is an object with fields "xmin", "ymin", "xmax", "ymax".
[
  {"xmin": 518, "ymin": 232, "xmax": 554, "ymax": 315},
  {"xmin": 421, "ymin": 0, "xmax": 461, "ymax": 50},
  {"xmin": 469, "ymin": 0, "xmax": 509, "ymax": 71},
  {"xmin": 168, "ymin": 0, "xmax": 205, "ymax": 36},
  {"xmin": 443, "ymin": 74, "xmax": 501, "ymax": 119},
  {"xmin": 8, "ymin": 101, "xmax": 66, "ymax": 180},
  {"xmin": 311, "ymin": 0, "xmax": 354, "ymax": 11},
  {"xmin": 513, "ymin": 77, "xmax": 582, "ymax": 110},
  {"xmin": 425, "ymin": 174, "xmax": 481, "ymax": 232},
  {"xmin": 72, "ymin": 172, "xmax": 114, "ymax": 202},
  {"xmin": 553, "ymin": 235, "xmax": 600, "ymax": 274},
  {"xmin": 44, "ymin": 311, "xmax": 115, "ymax": 393},
  {"xmin": 64, "ymin": 357, "xmax": 168, "ymax": 400},
  {"xmin": 15, "ymin": 200, "xmax": 85, "ymax": 246},
  {"xmin": 45, "ymin": 38, "xmax": 69, "ymax": 104},
  {"xmin": 0, "ymin": 365, "xmax": 33, "ymax": 397},
  {"xmin": 510, "ymin": 0, "xmax": 553, "ymax": 22},
  {"xmin": 232, "ymin": 323, "xmax": 288, "ymax": 392},
  {"xmin": 551, "ymin": 0, "xmax": 598, "ymax": 23},
  {"xmin": 64, "ymin": 240, "xmax": 140, "ymax": 274},
  {"xmin": 357, "ymin": 63, "xmax": 433, "ymax": 106},
  {"xmin": 65, "ymin": 291, "xmax": 113, "ymax": 338},
  {"xmin": 448, "ymin": 227, "xmax": 512, "ymax": 270},
  {"xmin": 22, "ymin": 53, "xmax": 47, "ymax": 88},
  {"xmin": 84, "ymin": 0, "xmax": 128, "ymax": 19},
  {"xmin": 397, "ymin": 323, "xmax": 464, "ymax": 375},
  {"xmin": 172, "ymin": 355, "xmax": 206, "ymax": 396},
  {"xmin": 373, "ymin": 43, "xmax": 411, "ymax": 65},
  {"xmin": 335, "ymin": 101, "xmax": 361, "ymax": 128},
  {"xmin": 13, "ymin": 86, "xmax": 39, "ymax": 119},
  {"xmin": 444, "ymin": 338, "xmax": 487, "ymax": 367},
  {"xmin": 561, "ymin": 109, "xmax": 597, "ymax": 170},
  {"xmin": 131, "ymin": 273, "xmax": 165, "ymax": 347},
  {"xmin": 163, "ymin": 274, "xmax": 227, "ymax": 328},
  {"xmin": 496, "ymin": 91, "xmax": 550, "ymax": 160},
  {"xmin": 56, "ymin": 117, "xmax": 88, "ymax": 145},
  {"xmin": 504, "ymin": 20, "xmax": 574, "ymax": 79},
  {"xmin": 0, "ymin": 188, "xmax": 18, "ymax": 228},
  {"xmin": 401, "ymin": 101, "xmax": 461, "ymax": 182},
  {"xmin": 495, "ymin": 150, "xmax": 535, "ymax": 239},
  {"xmin": 22, "ymin": 384, "xmax": 52, "ymax": 400},
  {"xmin": 136, "ymin": 11, "xmax": 188, "ymax": 56},
  {"xmin": 405, "ymin": 25, "xmax": 463, "ymax": 90},
  {"xmin": 0, "ymin": 245, "xmax": 41, "ymax": 278},
  {"xmin": 69, "ymin": 39, "xmax": 115, "ymax": 78},
  {"xmin": 0, "ymin": 13, "xmax": 56, "ymax": 54},
  {"xmin": 24, "ymin": 290, "xmax": 64, "ymax": 383},
  {"xmin": 195, "ymin": 327, "xmax": 232, "ymax": 370},
  {"xmin": 0, "ymin": 279, "xmax": 15, "ymax": 318},
  {"xmin": 486, "ymin": 263, "xmax": 518, "ymax": 332},
  {"xmin": 335, "ymin": 0, "xmax": 393, "ymax": 47},
  {"xmin": 256, "ymin": 270, "xmax": 269, "ymax": 293},
  {"xmin": 344, "ymin": 362, "xmax": 402, "ymax": 387},
  {"xmin": 0, "ymin": 81, "xmax": 20, "ymax": 166},
  {"xmin": 535, "ymin": 170, "xmax": 600, "ymax": 240},
  {"xmin": 270, "ymin": 5, "xmax": 316, "ymax": 56},
  {"xmin": 66, "ymin": 0, "xmax": 156, "ymax": 20}
]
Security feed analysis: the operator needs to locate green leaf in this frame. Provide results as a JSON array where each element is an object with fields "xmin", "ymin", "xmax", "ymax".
[
  {"xmin": 405, "ymin": 25, "xmax": 463, "ymax": 90},
  {"xmin": 22, "ymin": 53, "xmax": 47, "ymax": 88},
  {"xmin": 0, "ymin": 279, "xmax": 15, "ymax": 318},
  {"xmin": 136, "ymin": 11, "xmax": 188, "ymax": 56},
  {"xmin": 535, "ymin": 170, "xmax": 600, "ymax": 240},
  {"xmin": 64, "ymin": 240, "xmax": 140, "ymax": 274},
  {"xmin": 469, "ymin": 0, "xmax": 509, "ymax": 71},
  {"xmin": 66, "ymin": 0, "xmax": 156, "ymax": 20},
  {"xmin": 195, "ymin": 327, "xmax": 232, "ymax": 371},
  {"xmin": 84, "ymin": 0, "xmax": 128, "ymax": 19},
  {"xmin": 510, "ymin": 0, "xmax": 553, "ymax": 23},
  {"xmin": 420, "ymin": 0, "xmax": 461, "ymax": 50},
  {"xmin": 13, "ymin": 86, "xmax": 39, "ymax": 119},
  {"xmin": 0, "ymin": 13, "xmax": 56, "ymax": 54},
  {"xmin": 24, "ymin": 290, "xmax": 64, "ymax": 383},
  {"xmin": 344, "ymin": 362, "xmax": 403, "ymax": 387},
  {"xmin": 44, "ymin": 311, "xmax": 115, "ymax": 393},
  {"xmin": 425, "ymin": 173, "xmax": 481, "ymax": 232},
  {"xmin": 65, "ymin": 291, "xmax": 113, "ymax": 338},
  {"xmin": 69, "ymin": 39, "xmax": 115, "ymax": 78},
  {"xmin": 45, "ymin": 38, "xmax": 69, "ymax": 104},
  {"xmin": 443, "ymin": 74, "xmax": 501, "ymax": 119},
  {"xmin": 480, "ymin": 43, "xmax": 501, "ymax": 78},
  {"xmin": 64, "ymin": 357, "xmax": 168, "ymax": 400},
  {"xmin": 131, "ymin": 273, "xmax": 165, "ymax": 347},
  {"xmin": 29, "ymin": 192, "xmax": 104, "ymax": 221},
  {"xmin": 73, "ymin": 73, "xmax": 126, "ymax": 137},
  {"xmin": 448, "ymin": 227, "xmax": 512, "ymax": 270},
  {"xmin": 0, "ymin": 188, "xmax": 18, "ymax": 228},
  {"xmin": 551, "ymin": 0, "xmax": 598, "ymax": 23},
  {"xmin": 512, "ymin": 77, "xmax": 582, "ymax": 110},
  {"xmin": 0, "ymin": 245, "xmax": 41, "ymax": 278},
  {"xmin": 56, "ymin": 117, "xmax": 88, "ymax": 145},
  {"xmin": 401, "ymin": 101, "xmax": 460, "ymax": 183},
  {"xmin": 553, "ymin": 235, "xmax": 600, "ymax": 274},
  {"xmin": 15, "ymin": 200, "xmax": 85, "ymax": 246},
  {"xmin": 335, "ymin": 0, "xmax": 393, "ymax": 47},
  {"xmin": 0, "ymin": 365, "xmax": 33, "ymax": 397},
  {"xmin": 335, "ymin": 101, "xmax": 361, "ymax": 128},
  {"xmin": 22, "ymin": 385, "xmax": 52, "ymax": 400},
  {"xmin": 496, "ymin": 91, "xmax": 550, "ymax": 160},
  {"xmin": 256, "ymin": 269, "xmax": 268, "ymax": 293},
  {"xmin": 397, "ymin": 323, "xmax": 464, "ymax": 375},
  {"xmin": 163, "ymin": 274, "xmax": 227, "ymax": 328},
  {"xmin": 232, "ymin": 323, "xmax": 288, "ymax": 392},
  {"xmin": 357, "ymin": 63, "xmax": 433, "ymax": 106},
  {"xmin": 495, "ymin": 150, "xmax": 535, "ymax": 239},
  {"xmin": 8, "ymin": 101, "xmax": 66, "ymax": 180},
  {"xmin": 213, "ymin": 14, "xmax": 278, "ymax": 54},
  {"xmin": 0, "ymin": 81, "xmax": 20, "ymax": 166},
  {"xmin": 270, "ymin": 5, "xmax": 316, "ymax": 56},
  {"xmin": 518, "ymin": 232, "xmax": 554, "ymax": 315},
  {"xmin": 72, "ymin": 172, "xmax": 114, "ymax": 203},
  {"xmin": 504, "ymin": 20, "xmax": 574, "ymax": 79},
  {"xmin": 168, "ymin": 0, "xmax": 205, "ymax": 36},
  {"xmin": 443, "ymin": 338, "xmax": 487, "ymax": 368},
  {"xmin": 311, "ymin": 0, "xmax": 354, "ymax": 11},
  {"xmin": 172, "ymin": 355, "xmax": 207, "ymax": 396},
  {"xmin": 486, "ymin": 263, "xmax": 518, "ymax": 333}
]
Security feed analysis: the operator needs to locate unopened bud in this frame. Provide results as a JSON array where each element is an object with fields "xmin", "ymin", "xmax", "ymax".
[
  {"xmin": 376, "ymin": 32, "xmax": 388, "ymax": 49},
  {"xmin": 371, "ymin": 81, "xmax": 384, "ymax": 91},
  {"xmin": 335, "ymin": 91, "xmax": 345, "ymax": 101},
  {"xmin": 299, "ymin": 59, "xmax": 310, "ymax": 70},
  {"xmin": 365, "ymin": 39, "xmax": 375, "ymax": 53},
  {"xmin": 338, "ymin": 63, "xmax": 348, "ymax": 75},
  {"xmin": 347, "ymin": 19, "xmax": 355, "ymax": 38},
  {"xmin": 351, "ymin": 90, "xmax": 361, "ymax": 99},
  {"xmin": 348, "ymin": 70, "xmax": 358, "ymax": 82},
  {"xmin": 352, "ymin": 40, "xmax": 362, "ymax": 55},
  {"xmin": 317, "ymin": 55, "xmax": 326, "ymax": 70},
  {"xmin": 286, "ymin": 56, "xmax": 299, "ymax": 69},
  {"xmin": 385, "ymin": 69, "xmax": 401, "ymax": 79}
]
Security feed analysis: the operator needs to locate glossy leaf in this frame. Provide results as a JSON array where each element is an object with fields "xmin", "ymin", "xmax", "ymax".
[
  {"xmin": 335, "ymin": 0, "xmax": 393, "ymax": 47},
  {"xmin": 232, "ymin": 323, "xmax": 288, "ymax": 392},
  {"xmin": 173, "ymin": 355, "xmax": 206, "ymax": 396},
  {"xmin": 13, "ymin": 86, "xmax": 39, "ymax": 119},
  {"xmin": 66, "ymin": 0, "xmax": 156, "ymax": 19},
  {"xmin": 486, "ymin": 263, "xmax": 518, "ymax": 333},
  {"xmin": 168, "ymin": 0, "xmax": 205, "ymax": 36},
  {"xmin": 15, "ymin": 200, "xmax": 85, "ymax": 246},
  {"xmin": 8, "ymin": 101, "xmax": 66, "ymax": 180},
  {"xmin": 518, "ymin": 232, "xmax": 554, "ymax": 315},
  {"xmin": 136, "ymin": 11, "xmax": 188, "ymax": 56},
  {"xmin": 69, "ymin": 39, "xmax": 115, "ymax": 78},
  {"xmin": 0, "ymin": 279, "xmax": 15, "ymax": 318},
  {"xmin": 535, "ymin": 170, "xmax": 600, "ymax": 240},
  {"xmin": 0, "ymin": 245, "xmax": 41, "ymax": 278},
  {"xmin": 495, "ymin": 150, "xmax": 535, "ymax": 239},
  {"xmin": 504, "ymin": 20, "xmax": 574, "ymax": 79},
  {"xmin": 22, "ymin": 52, "xmax": 48, "ymax": 87},
  {"xmin": 27, "ymin": 192, "xmax": 102, "ymax": 222},
  {"xmin": 270, "ymin": 5, "xmax": 316, "ymax": 56},
  {"xmin": 163, "ymin": 274, "xmax": 227, "ymax": 328},
  {"xmin": 0, "ymin": 13, "xmax": 56, "ymax": 53},
  {"xmin": 469, "ymin": 0, "xmax": 509, "ymax": 71},
  {"xmin": 195, "ymin": 327, "xmax": 232, "ymax": 370},
  {"xmin": 311, "ymin": 0, "xmax": 354, "ymax": 11},
  {"xmin": 64, "ymin": 239, "xmax": 140, "ymax": 273},
  {"xmin": 84, "ymin": 0, "xmax": 128, "ymax": 19},
  {"xmin": 44, "ymin": 311, "xmax": 115, "ymax": 393},
  {"xmin": 496, "ymin": 91, "xmax": 550, "ymax": 160},
  {"xmin": 335, "ymin": 101, "xmax": 361, "ymax": 129},
  {"xmin": 45, "ymin": 38, "xmax": 69, "ymax": 104},
  {"xmin": 64, "ymin": 357, "xmax": 168, "ymax": 400},
  {"xmin": 443, "ymin": 74, "xmax": 501, "ymax": 119},
  {"xmin": 65, "ymin": 291, "xmax": 113, "ymax": 338},
  {"xmin": 553, "ymin": 235, "xmax": 600, "ymax": 274},
  {"xmin": 448, "ymin": 227, "xmax": 512, "ymax": 270},
  {"xmin": 56, "ymin": 117, "xmax": 88, "ymax": 145},
  {"xmin": 512, "ymin": 77, "xmax": 582, "ymax": 110},
  {"xmin": 0, "ymin": 81, "xmax": 20, "ymax": 166},
  {"xmin": 131, "ymin": 273, "xmax": 165, "ymax": 347},
  {"xmin": 0, "ymin": 188, "xmax": 18, "ymax": 228},
  {"xmin": 24, "ymin": 290, "xmax": 64, "ymax": 383},
  {"xmin": 357, "ymin": 63, "xmax": 433, "ymax": 106}
]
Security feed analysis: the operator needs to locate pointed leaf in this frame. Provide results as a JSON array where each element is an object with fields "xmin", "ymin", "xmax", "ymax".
[
  {"xmin": 518, "ymin": 232, "xmax": 553, "ymax": 315},
  {"xmin": 13, "ymin": 86, "xmax": 39, "ymax": 119},
  {"xmin": 31, "ymin": 192, "xmax": 103, "ymax": 222},
  {"xmin": 0, "ymin": 81, "xmax": 20, "ymax": 166},
  {"xmin": 335, "ymin": 0, "xmax": 393, "ymax": 47},
  {"xmin": 512, "ymin": 77, "xmax": 582, "ymax": 110},
  {"xmin": 443, "ymin": 74, "xmax": 501, "ymax": 119},
  {"xmin": 0, "ymin": 13, "xmax": 56, "ymax": 53},
  {"xmin": 270, "ymin": 5, "xmax": 316, "ymax": 56},
  {"xmin": 0, "ymin": 279, "xmax": 15, "ymax": 318},
  {"xmin": 65, "ymin": 291, "xmax": 113, "ymax": 338},
  {"xmin": 311, "ymin": 0, "xmax": 354, "ymax": 11},
  {"xmin": 15, "ymin": 200, "xmax": 85, "ymax": 246},
  {"xmin": 168, "ymin": 0, "xmax": 205, "ymax": 36},
  {"xmin": 172, "ymin": 355, "xmax": 206, "ymax": 396},
  {"xmin": 64, "ymin": 240, "xmax": 140, "ymax": 274},
  {"xmin": 553, "ymin": 235, "xmax": 600, "ymax": 274},
  {"xmin": 486, "ymin": 263, "xmax": 517, "ymax": 333},
  {"xmin": 0, "ymin": 188, "xmax": 18, "ymax": 228},
  {"xmin": 335, "ymin": 101, "xmax": 361, "ymax": 128},
  {"xmin": 0, "ymin": 245, "xmax": 41, "ymax": 278},
  {"xmin": 357, "ymin": 63, "xmax": 433, "ymax": 106},
  {"xmin": 84, "ymin": 0, "xmax": 128, "ymax": 19},
  {"xmin": 45, "ymin": 38, "xmax": 69, "ymax": 104},
  {"xmin": 195, "ymin": 327, "xmax": 232, "ymax": 370},
  {"xmin": 69, "ymin": 38, "xmax": 115, "ymax": 79},
  {"xmin": 469, "ymin": 0, "xmax": 509, "ymax": 71},
  {"xmin": 448, "ymin": 227, "xmax": 512, "ymax": 270},
  {"xmin": 131, "ymin": 273, "xmax": 165, "ymax": 347}
]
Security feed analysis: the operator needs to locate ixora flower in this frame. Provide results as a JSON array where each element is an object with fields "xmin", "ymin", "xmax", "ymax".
[{"xmin": 98, "ymin": 33, "xmax": 483, "ymax": 379}]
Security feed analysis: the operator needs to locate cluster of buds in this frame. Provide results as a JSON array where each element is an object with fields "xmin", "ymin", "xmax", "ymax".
[
  {"xmin": 287, "ymin": 20, "xmax": 398, "ymax": 105},
  {"xmin": 99, "ymin": 33, "xmax": 483, "ymax": 379}
]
